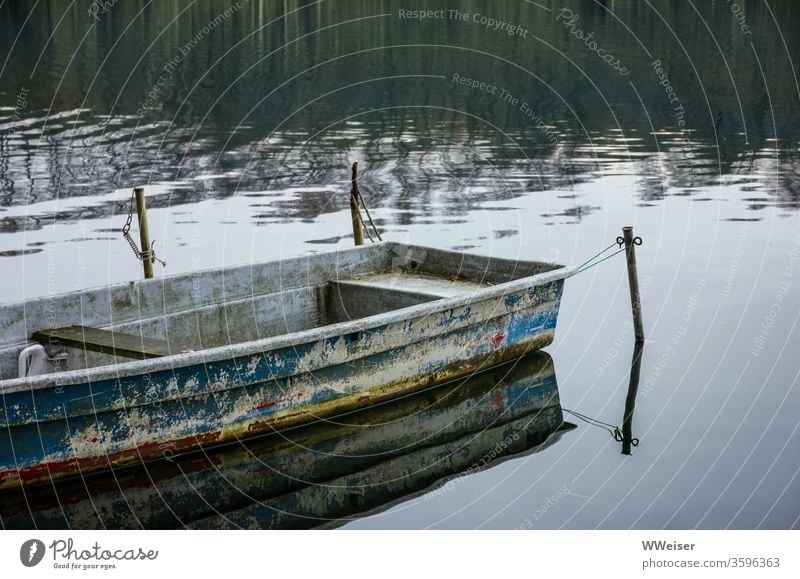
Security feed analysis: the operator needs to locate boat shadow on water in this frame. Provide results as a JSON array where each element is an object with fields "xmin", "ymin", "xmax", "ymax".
[{"xmin": 0, "ymin": 351, "xmax": 575, "ymax": 529}]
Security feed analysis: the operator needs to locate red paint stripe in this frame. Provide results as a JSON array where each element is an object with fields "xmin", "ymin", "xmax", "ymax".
[{"xmin": 0, "ymin": 430, "xmax": 224, "ymax": 489}]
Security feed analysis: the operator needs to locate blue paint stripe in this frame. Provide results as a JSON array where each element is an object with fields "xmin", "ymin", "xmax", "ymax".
[{"xmin": 1, "ymin": 282, "xmax": 564, "ymax": 471}]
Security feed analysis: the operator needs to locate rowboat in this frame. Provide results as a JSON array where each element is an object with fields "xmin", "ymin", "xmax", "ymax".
[
  {"xmin": 0, "ymin": 241, "xmax": 574, "ymax": 490},
  {"xmin": 0, "ymin": 352, "xmax": 574, "ymax": 529}
]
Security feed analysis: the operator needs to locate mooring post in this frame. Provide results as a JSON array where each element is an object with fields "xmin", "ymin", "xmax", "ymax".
[
  {"xmin": 134, "ymin": 187, "xmax": 154, "ymax": 279},
  {"xmin": 350, "ymin": 162, "xmax": 364, "ymax": 246},
  {"xmin": 622, "ymin": 226, "xmax": 644, "ymax": 342}
]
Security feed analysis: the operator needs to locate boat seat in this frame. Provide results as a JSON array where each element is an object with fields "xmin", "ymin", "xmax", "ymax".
[
  {"xmin": 324, "ymin": 272, "xmax": 489, "ymax": 323},
  {"xmin": 335, "ymin": 272, "xmax": 487, "ymax": 299},
  {"xmin": 31, "ymin": 325, "xmax": 193, "ymax": 360}
]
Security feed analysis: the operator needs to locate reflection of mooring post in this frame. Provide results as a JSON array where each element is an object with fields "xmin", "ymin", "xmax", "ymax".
[
  {"xmin": 134, "ymin": 187, "xmax": 154, "ymax": 279},
  {"xmin": 621, "ymin": 340, "xmax": 644, "ymax": 455},
  {"xmin": 622, "ymin": 226, "xmax": 644, "ymax": 342},
  {"xmin": 350, "ymin": 162, "xmax": 364, "ymax": 246}
]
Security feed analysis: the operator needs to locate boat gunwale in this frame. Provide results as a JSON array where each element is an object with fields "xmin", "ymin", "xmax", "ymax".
[{"xmin": 0, "ymin": 243, "xmax": 576, "ymax": 394}]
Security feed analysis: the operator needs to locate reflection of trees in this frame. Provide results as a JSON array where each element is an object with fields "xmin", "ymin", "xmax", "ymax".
[{"xmin": 0, "ymin": 0, "xmax": 798, "ymax": 229}]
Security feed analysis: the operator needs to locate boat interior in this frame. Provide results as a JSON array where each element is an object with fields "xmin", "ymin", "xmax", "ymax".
[{"xmin": 0, "ymin": 243, "xmax": 563, "ymax": 380}]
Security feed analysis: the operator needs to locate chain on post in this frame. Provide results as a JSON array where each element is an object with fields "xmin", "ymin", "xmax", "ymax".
[{"xmin": 121, "ymin": 190, "xmax": 166, "ymax": 267}]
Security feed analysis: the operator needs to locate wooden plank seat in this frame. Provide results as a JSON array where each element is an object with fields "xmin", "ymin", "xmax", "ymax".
[
  {"xmin": 324, "ymin": 272, "xmax": 490, "ymax": 323},
  {"xmin": 336, "ymin": 271, "xmax": 488, "ymax": 298},
  {"xmin": 31, "ymin": 325, "xmax": 193, "ymax": 360}
]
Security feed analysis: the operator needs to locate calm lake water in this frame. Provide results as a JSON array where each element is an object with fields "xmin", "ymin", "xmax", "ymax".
[{"xmin": 1, "ymin": 0, "xmax": 799, "ymax": 529}]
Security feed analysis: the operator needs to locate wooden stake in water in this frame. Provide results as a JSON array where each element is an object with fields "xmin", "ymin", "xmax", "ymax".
[
  {"xmin": 622, "ymin": 226, "xmax": 644, "ymax": 342},
  {"xmin": 134, "ymin": 187, "xmax": 154, "ymax": 279},
  {"xmin": 350, "ymin": 162, "xmax": 364, "ymax": 246}
]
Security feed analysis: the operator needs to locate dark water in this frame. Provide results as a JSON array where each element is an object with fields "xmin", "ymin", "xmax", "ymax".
[{"xmin": 1, "ymin": 0, "xmax": 799, "ymax": 529}]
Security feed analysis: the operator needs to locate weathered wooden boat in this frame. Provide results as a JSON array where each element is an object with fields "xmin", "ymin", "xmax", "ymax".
[
  {"xmin": 0, "ymin": 352, "xmax": 574, "ymax": 529},
  {"xmin": 0, "ymin": 241, "xmax": 574, "ymax": 490}
]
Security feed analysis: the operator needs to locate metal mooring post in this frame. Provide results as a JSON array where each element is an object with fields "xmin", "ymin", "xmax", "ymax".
[
  {"xmin": 350, "ymin": 162, "xmax": 364, "ymax": 246},
  {"xmin": 134, "ymin": 187, "xmax": 154, "ymax": 279},
  {"xmin": 622, "ymin": 226, "xmax": 644, "ymax": 342}
]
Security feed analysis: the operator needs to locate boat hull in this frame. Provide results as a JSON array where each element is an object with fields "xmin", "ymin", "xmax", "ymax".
[
  {"xmin": 0, "ymin": 245, "xmax": 570, "ymax": 490},
  {"xmin": 0, "ymin": 352, "xmax": 567, "ymax": 529}
]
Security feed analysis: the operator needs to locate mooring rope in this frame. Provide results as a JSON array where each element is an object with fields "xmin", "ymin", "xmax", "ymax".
[
  {"xmin": 356, "ymin": 189, "xmax": 383, "ymax": 242},
  {"xmin": 577, "ymin": 242, "xmax": 618, "ymax": 269},
  {"xmin": 576, "ymin": 240, "xmax": 627, "ymax": 273},
  {"xmin": 562, "ymin": 234, "xmax": 643, "ymax": 447},
  {"xmin": 577, "ymin": 247, "xmax": 627, "ymax": 273},
  {"xmin": 350, "ymin": 161, "xmax": 382, "ymax": 243},
  {"xmin": 563, "ymin": 408, "xmax": 637, "ymax": 445},
  {"xmin": 121, "ymin": 190, "xmax": 166, "ymax": 267},
  {"xmin": 575, "ymin": 233, "xmax": 642, "ymax": 274}
]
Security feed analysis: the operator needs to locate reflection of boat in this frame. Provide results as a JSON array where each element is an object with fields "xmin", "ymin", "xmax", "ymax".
[
  {"xmin": 0, "ymin": 352, "xmax": 574, "ymax": 529},
  {"xmin": 0, "ymin": 242, "xmax": 573, "ymax": 490}
]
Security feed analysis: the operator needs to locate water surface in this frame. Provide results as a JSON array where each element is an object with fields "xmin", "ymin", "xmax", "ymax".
[{"xmin": 1, "ymin": 0, "xmax": 799, "ymax": 529}]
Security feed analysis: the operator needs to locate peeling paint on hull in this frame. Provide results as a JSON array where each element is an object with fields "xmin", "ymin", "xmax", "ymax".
[
  {"xmin": 0, "ymin": 352, "xmax": 567, "ymax": 529},
  {"xmin": 0, "ymin": 243, "xmax": 572, "ymax": 490}
]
